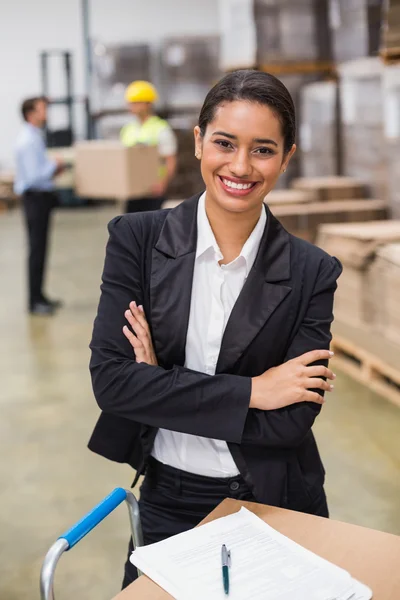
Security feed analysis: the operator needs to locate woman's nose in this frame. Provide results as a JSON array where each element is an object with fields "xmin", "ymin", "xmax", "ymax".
[{"xmin": 229, "ymin": 150, "xmax": 252, "ymax": 178}]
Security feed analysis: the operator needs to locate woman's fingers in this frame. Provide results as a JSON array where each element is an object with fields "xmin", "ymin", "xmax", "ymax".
[
  {"xmin": 125, "ymin": 308, "xmax": 147, "ymax": 340},
  {"xmin": 305, "ymin": 365, "xmax": 336, "ymax": 381},
  {"xmin": 123, "ymin": 325, "xmax": 142, "ymax": 349},
  {"xmin": 304, "ymin": 378, "xmax": 333, "ymax": 393},
  {"xmin": 297, "ymin": 349, "xmax": 334, "ymax": 366},
  {"xmin": 129, "ymin": 301, "xmax": 150, "ymax": 335},
  {"xmin": 301, "ymin": 390, "xmax": 325, "ymax": 405}
]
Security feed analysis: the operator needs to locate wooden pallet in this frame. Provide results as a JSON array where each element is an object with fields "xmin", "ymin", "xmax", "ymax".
[
  {"xmin": 258, "ymin": 60, "xmax": 336, "ymax": 76},
  {"xmin": 331, "ymin": 329, "xmax": 400, "ymax": 409},
  {"xmin": 380, "ymin": 46, "xmax": 400, "ymax": 65}
]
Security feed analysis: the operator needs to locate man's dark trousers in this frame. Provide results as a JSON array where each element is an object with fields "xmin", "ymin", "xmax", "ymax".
[{"xmin": 22, "ymin": 190, "xmax": 57, "ymax": 308}]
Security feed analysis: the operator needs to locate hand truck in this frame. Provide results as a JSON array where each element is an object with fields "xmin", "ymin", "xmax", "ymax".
[{"xmin": 40, "ymin": 487, "xmax": 143, "ymax": 600}]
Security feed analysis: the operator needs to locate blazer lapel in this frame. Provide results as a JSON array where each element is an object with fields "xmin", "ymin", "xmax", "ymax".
[
  {"xmin": 216, "ymin": 207, "xmax": 292, "ymax": 374},
  {"xmin": 150, "ymin": 195, "xmax": 200, "ymax": 368}
]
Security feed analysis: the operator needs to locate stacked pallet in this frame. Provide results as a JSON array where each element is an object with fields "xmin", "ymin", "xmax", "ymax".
[
  {"xmin": 316, "ymin": 219, "xmax": 400, "ymax": 407},
  {"xmin": 316, "ymin": 220, "xmax": 400, "ymax": 328},
  {"xmin": 274, "ymin": 74, "xmax": 320, "ymax": 189},
  {"xmin": 329, "ymin": 0, "xmax": 383, "ymax": 63},
  {"xmin": 0, "ymin": 173, "xmax": 18, "ymax": 211},
  {"xmin": 254, "ymin": 0, "xmax": 331, "ymax": 64},
  {"xmin": 338, "ymin": 58, "xmax": 387, "ymax": 200},
  {"xmin": 167, "ymin": 127, "xmax": 204, "ymax": 200},
  {"xmin": 165, "ymin": 177, "xmax": 388, "ymax": 245},
  {"xmin": 369, "ymin": 243, "xmax": 400, "ymax": 345},
  {"xmin": 382, "ymin": 63, "xmax": 400, "ymax": 218},
  {"xmin": 381, "ymin": 0, "xmax": 400, "ymax": 61},
  {"xmin": 299, "ymin": 81, "xmax": 339, "ymax": 178},
  {"xmin": 267, "ymin": 176, "xmax": 386, "ymax": 242},
  {"xmin": 161, "ymin": 36, "xmax": 221, "ymax": 109}
]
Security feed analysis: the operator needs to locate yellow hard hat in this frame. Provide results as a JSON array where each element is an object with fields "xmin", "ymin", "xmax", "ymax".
[{"xmin": 125, "ymin": 80, "xmax": 158, "ymax": 104}]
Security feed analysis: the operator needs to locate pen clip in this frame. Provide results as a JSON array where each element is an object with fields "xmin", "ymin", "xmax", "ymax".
[{"xmin": 227, "ymin": 550, "xmax": 231, "ymax": 568}]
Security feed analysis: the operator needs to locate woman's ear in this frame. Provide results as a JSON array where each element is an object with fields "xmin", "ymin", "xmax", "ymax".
[
  {"xmin": 281, "ymin": 144, "xmax": 297, "ymax": 174},
  {"xmin": 193, "ymin": 125, "xmax": 203, "ymax": 160}
]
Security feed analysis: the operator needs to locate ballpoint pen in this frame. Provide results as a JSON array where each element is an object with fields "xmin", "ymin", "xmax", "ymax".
[{"xmin": 221, "ymin": 544, "xmax": 231, "ymax": 595}]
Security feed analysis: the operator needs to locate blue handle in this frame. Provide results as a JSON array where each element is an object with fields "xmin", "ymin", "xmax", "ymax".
[{"xmin": 59, "ymin": 488, "xmax": 127, "ymax": 549}]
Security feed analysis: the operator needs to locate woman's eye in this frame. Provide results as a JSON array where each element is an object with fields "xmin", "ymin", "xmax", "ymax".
[
  {"xmin": 215, "ymin": 140, "xmax": 233, "ymax": 149},
  {"xmin": 254, "ymin": 147, "xmax": 273, "ymax": 155}
]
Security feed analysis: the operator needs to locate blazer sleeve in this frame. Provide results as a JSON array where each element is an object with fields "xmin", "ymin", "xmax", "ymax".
[
  {"xmin": 89, "ymin": 215, "xmax": 251, "ymax": 443},
  {"xmin": 239, "ymin": 254, "xmax": 342, "ymax": 449}
]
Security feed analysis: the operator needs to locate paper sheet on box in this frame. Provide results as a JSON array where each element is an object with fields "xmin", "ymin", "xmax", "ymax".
[{"xmin": 130, "ymin": 507, "xmax": 372, "ymax": 600}]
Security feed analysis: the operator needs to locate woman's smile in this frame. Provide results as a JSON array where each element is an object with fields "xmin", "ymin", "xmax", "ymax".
[{"xmin": 217, "ymin": 175, "xmax": 259, "ymax": 197}]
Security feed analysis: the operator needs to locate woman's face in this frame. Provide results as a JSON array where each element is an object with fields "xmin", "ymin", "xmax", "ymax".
[{"xmin": 194, "ymin": 100, "xmax": 296, "ymax": 214}]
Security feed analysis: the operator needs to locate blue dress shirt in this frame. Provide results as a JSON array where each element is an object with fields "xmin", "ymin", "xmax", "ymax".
[{"xmin": 14, "ymin": 123, "xmax": 56, "ymax": 195}]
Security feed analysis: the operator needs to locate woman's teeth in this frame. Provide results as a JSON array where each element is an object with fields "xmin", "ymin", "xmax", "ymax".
[{"xmin": 222, "ymin": 178, "xmax": 254, "ymax": 190}]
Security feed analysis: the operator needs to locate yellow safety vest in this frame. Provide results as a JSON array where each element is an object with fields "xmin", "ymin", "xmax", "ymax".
[{"xmin": 120, "ymin": 116, "xmax": 169, "ymax": 178}]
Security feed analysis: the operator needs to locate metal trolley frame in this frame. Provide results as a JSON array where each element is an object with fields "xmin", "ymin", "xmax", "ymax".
[{"xmin": 40, "ymin": 488, "xmax": 143, "ymax": 600}]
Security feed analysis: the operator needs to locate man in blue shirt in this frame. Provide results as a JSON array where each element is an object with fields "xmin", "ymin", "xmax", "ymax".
[{"xmin": 15, "ymin": 96, "xmax": 65, "ymax": 315}]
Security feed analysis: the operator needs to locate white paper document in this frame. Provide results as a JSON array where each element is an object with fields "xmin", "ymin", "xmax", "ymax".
[{"xmin": 130, "ymin": 507, "xmax": 372, "ymax": 600}]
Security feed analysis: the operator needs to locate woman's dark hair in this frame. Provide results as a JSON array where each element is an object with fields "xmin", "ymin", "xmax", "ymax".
[{"xmin": 198, "ymin": 70, "xmax": 296, "ymax": 154}]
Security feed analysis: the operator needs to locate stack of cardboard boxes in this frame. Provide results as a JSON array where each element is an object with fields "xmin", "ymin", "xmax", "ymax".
[
  {"xmin": 267, "ymin": 176, "xmax": 386, "ymax": 242},
  {"xmin": 316, "ymin": 220, "xmax": 400, "ymax": 346},
  {"xmin": 370, "ymin": 242, "xmax": 400, "ymax": 345}
]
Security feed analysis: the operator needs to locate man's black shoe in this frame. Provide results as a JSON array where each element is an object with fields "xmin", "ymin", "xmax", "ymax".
[
  {"xmin": 29, "ymin": 302, "xmax": 55, "ymax": 316},
  {"xmin": 41, "ymin": 296, "xmax": 64, "ymax": 309}
]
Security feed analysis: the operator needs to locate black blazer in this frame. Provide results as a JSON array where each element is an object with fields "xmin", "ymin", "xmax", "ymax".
[{"xmin": 89, "ymin": 194, "xmax": 342, "ymax": 511}]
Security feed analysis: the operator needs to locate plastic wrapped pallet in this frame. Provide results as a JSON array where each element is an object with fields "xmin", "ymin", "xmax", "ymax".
[
  {"xmin": 382, "ymin": 63, "xmax": 400, "ymax": 217},
  {"xmin": 316, "ymin": 221, "xmax": 400, "ymax": 327},
  {"xmin": 338, "ymin": 58, "xmax": 387, "ymax": 200},
  {"xmin": 254, "ymin": 0, "xmax": 332, "ymax": 64},
  {"xmin": 273, "ymin": 74, "xmax": 319, "ymax": 189},
  {"xmin": 91, "ymin": 42, "xmax": 152, "ymax": 111},
  {"xmin": 299, "ymin": 81, "xmax": 339, "ymax": 177},
  {"xmin": 161, "ymin": 36, "xmax": 221, "ymax": 109},
  {"xmin": 329, "ymin": 0, "xmax": 383, "ymax": 63}
]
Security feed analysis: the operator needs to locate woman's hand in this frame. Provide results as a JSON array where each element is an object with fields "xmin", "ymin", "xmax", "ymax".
[
  {"xmin": 123, "ymin": 301, "xmax": 158, "ymax": 366},
  {"xmin": 250, "ymin": 349, "xmax": 335, "ymax": 410}
]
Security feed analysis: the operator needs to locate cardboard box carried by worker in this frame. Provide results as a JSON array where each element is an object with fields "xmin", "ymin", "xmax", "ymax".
[{"xmin": 74, "ymin": 141, "xmax": 159, "ymax": 200}]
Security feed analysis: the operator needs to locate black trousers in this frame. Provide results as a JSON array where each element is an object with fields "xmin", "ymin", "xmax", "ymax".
[
  {"xmin": 122, "ymin": 458, "xmax": 256, "ymax": 589},
  {"xmin": 22, "ymin": 190, "xmax": 57, "ymax": 308},
  {"xmin": 125, "ymin": 196, "xmax": 165, "ymax": 213},
  {"xmin": 122, "ymin": 458, "xmax": 329, "ymax": 590}
]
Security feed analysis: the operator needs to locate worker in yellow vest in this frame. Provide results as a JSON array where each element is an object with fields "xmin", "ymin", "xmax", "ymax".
[{"xmin": 120, "ymin": 81, "xmax": 177, "ymax": 212}]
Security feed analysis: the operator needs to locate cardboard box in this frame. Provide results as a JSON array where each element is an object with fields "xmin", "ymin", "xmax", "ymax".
[
  {"xmin": 74, "ymin": 141, "xmax": 159, "ymax": 200},
  {"xmin": 316, "ymin": 220, "xmax": 400, "ymax": 327},
  {"xmin": 369, "ymin": 243, "xmax": 400, "ymax": 345},
  {"xmin": 265, "ymin": 188, "xmax": 318, "ymax": 205},
  {"xmin": 291, "ymin": 176, "xmax": 366, "ymax": 201},
  {"xmin": 273, "ymin": 199, "xmax": 387, "ymax": 243}
]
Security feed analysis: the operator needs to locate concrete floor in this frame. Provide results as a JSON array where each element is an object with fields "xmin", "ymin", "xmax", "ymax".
[{"xmin": 0, "ymin": 206, "xmax": 399, "ymax": 600}]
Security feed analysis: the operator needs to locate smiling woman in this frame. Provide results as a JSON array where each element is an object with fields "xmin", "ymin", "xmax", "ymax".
[{"xmin": 88, "ymin": 69, "xmax": 342, "ymax": 589}]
